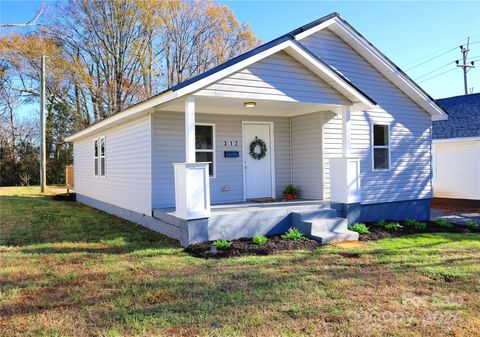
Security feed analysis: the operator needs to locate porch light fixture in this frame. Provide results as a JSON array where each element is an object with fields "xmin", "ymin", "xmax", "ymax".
[{"xmin": 244, "ymin": 101, "xmax": 256, "ymax": 108}]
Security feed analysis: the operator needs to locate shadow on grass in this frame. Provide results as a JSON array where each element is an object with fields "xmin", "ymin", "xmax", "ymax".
[
  {"xmin": 2, "ymin": 232, "xmax": 479, "ymax": 335},
  {"xmin": 0, "ymin": 195, "xmax": 180, "ymax": 254}
]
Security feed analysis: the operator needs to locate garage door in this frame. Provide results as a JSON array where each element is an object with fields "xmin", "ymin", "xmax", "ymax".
[{"xmin": 433, "ymin": 139, "xmax": 480, "ymax": 200}]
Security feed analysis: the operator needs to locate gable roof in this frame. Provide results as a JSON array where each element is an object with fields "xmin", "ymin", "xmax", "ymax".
[
  {"xmin": 65, "ymin": 12, "xmax": 446, "ymax": 142},
  {"xmin": 433, "ymin": 93, "xmax": 480, "ymax": 139}
]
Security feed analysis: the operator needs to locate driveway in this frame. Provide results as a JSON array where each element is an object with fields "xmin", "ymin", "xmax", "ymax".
[{"xmin": 431, "ymin": 207, "xmax": 480, "ymax": 224}]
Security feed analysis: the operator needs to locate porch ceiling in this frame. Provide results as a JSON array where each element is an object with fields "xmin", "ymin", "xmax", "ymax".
[{"xmin": 155, "ymin": 95, "xmax": 341, "ymax": 117}]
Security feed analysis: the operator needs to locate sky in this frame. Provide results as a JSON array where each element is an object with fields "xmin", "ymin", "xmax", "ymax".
[{"xmin": 1, "ymin": 0, "xmax": 479, "ymax": 101}]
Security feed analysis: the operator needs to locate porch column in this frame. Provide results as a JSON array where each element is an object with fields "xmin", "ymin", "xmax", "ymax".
[
  {"xmin": 185, "ymin": 95, "xmax": 196, "ymax": 162},
  {"xmin": 342, "ymin": 105, "xmax": 351, "ymax": 157},
  {"xmin": 330, "ymin": 105, "xmax": 361, "ymax": 220},
  {"xmin": 173, "ymin": 95, "xmax": 211, "ymax": 219}
]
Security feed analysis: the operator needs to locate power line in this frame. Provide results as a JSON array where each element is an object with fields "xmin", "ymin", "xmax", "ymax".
[
  {"xmin": 414, "ymin": 61, "xmax": 455, "ymax": 80},
  {"xmin": 418, "ymin": 67, "xmax": 457, "ymax": 84},
  {"xmin": 402, "ymin": 37, "xmax": 475, "ymax": 68},
  {"xmin": 404, "ymin": 39, "xmax": 479, "ymax": 71},
  {"xmin": 405, "ymin": 47, "xmax": 458, "ymax": 71}
]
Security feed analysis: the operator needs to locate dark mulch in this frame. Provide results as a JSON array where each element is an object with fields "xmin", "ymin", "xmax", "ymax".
[
  {"xmin": 186, "ymin": 236, "xmax": 320, "ymax": 259},
  {"xmin": 359, "ymin": 220, "xmax": 480, "ymax": 241},
  {"xmin": 186, "ymin": 220, "xmax": 480, "ymax": 258},
  {"xmin": 51, "ymin": 193, "xmax": 76, "ymax": 201}
]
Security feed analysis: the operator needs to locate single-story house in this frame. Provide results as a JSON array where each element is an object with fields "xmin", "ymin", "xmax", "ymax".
[
  {"xmin": 65, "ymin": 12, "xmax": 448, "ymax": 247},
  {"xmin": 433, "ymin": 93, "xmax": 480, "ymax": 201}
]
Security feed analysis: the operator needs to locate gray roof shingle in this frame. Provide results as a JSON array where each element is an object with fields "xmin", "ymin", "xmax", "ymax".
[{"xmin": 433, "ymin": 93, "xmax": 480, "ymax": 139}]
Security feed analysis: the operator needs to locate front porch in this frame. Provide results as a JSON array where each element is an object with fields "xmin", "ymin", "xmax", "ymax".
[
  {"xmin": 160, "ymin": 94, "xmax": 364, "ymax": 222},
  {"xmin": 153, "ymin": 199, "xmax": 358, "ymax": 247},
  {"xmin": 149, "ymin": 45, "xmax": 377, "ymax": 245}
]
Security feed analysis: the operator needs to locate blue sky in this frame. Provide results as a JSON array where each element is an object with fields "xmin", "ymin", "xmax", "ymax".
[{"xmin": 1, "ymin": 0, "xmax": 479, "ymax": 100}]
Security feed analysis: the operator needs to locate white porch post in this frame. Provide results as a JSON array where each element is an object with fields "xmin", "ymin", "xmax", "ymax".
[
  {"xmin": 342, "ymin": 105, "xmax": 351, "ymax": 157},
  {"xmin": 185, "ymin": 96, "xmax": 196, "ymax": 163},
  {"xmin": 173, "ymin": 95, "xmax": 211, "ymax": 219},
  {"xmin": 330, "ymin": 105, "xmax": 361, "ymax": 204}
]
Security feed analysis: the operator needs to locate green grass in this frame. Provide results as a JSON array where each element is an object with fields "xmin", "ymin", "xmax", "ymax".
[{"xmin": 1, "ymin": 187, "xmax": 480, "ymax": 336}]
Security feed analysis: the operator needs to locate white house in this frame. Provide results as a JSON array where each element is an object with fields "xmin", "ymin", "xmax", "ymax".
[
  {"xmin": 432, "ymin": 93, "xmax": 480, "ymax": 202},
  {"xmin": 65, "ymin": 13, "xmax": 448, "ymax": 247}
]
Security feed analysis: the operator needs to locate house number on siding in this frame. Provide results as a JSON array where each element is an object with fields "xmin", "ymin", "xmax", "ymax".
[{"xmin": 224, "ymin": 140, "xmax": 238, "ymax": 147}]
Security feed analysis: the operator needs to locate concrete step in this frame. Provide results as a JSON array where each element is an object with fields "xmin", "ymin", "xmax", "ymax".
[
  {"xmin": 292, "ymin": 210, "xmax": 358, "ymax": 244},
  {"xmin": 309, "ymin": 230, "xmax": 359, "ymax": 244}
]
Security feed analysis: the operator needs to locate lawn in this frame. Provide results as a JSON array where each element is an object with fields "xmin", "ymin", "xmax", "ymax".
[{"xmin": 1, "ymin": 187, "xmax": 479, "ymax": 337}]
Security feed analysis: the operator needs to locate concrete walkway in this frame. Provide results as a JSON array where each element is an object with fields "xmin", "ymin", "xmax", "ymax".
[{"xmin": 431, "ymin": 207, "xmax": 480, "ymax": 224}]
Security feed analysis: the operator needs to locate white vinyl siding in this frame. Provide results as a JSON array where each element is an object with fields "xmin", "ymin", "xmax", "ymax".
[
  {"xmin": 433, "ymin": 139, "xmax": 480, "ymax": 200},
  {"xmin": 303, "ymin": 28, "xmax": 432, "ymax": 204},
  {"xmin": 291, "ymin": 112, "xmax": 323, "ymax": 199},
  {"xmin": 73, "ymin": 116, "xmax": 151, "ymax": 215},
  {"xmin": 196, "ymin": 51, "xmax": 349, "ymax": 105},
  {"xmin": 152, "ymin": 112, "xmax": 291, "ymax": 208}
]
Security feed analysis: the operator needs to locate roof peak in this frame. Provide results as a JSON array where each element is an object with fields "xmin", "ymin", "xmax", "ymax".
[{"xmin": 287, "ymin": 12, "xmax": 340, "ymax": 36}]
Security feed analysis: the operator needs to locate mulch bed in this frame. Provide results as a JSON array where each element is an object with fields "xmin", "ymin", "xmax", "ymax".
[
  {"xmin": 186, "ymin": 220, "xmax": 480, "ymax": 258},
  {"xmin": 359, "ymin": 220, "xmax": 480, "ymax": 241},
  {"xmin": 185, "ymin": 236, "xmax": 320, "ymax": 259},
  {"xmin": 51, "ymin": 193, "xmax": 76, "ymax": 201}
]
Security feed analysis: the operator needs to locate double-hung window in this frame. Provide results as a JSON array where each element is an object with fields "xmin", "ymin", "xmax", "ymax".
[
  {"xmin": 372, "ymin": 124, "xmax": 390, "ymax": 171},
  {"xmin": 94, "ymin": 137, "xmax": 106, "ymax": 176},
  {"xmin": 94, "ymin": 139, "xmax": 99, "ymax": 176},
  {"xmin": 195, "ymin": 124, "xmax": 215, "ymax": 177},
  {"xmin": 100, "ymin": 137, "xmax": 106, "ymax": 176}
]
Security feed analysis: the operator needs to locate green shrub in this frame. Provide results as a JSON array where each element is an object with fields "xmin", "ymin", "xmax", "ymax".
[
  {"xmin": 465, "ymin": 221, "xmax": 478, "ymax": 229},
  {"xmin": 385, "ymin": 222, "xmax": 401, "ymax": 231},
  {"xmin": 281, "ymin": 227, "xmax": 305, "ymax": 240},
  {"xmin": 252, "ymin": 235, "xmax": 268, "ymax": 245},
  {"xmin": 435, "ymin": 219, "xmax": 453, "ymax": 228},
  {"xmin": 213, "ymin": 240, "xmax": 232, "ymax": 249},
  {"xmin": 404, "ymin": 219, "xmax": 427, "ymax": 230},
  {"xmin": 348, "ymin": 223, "xmax": 369, "ymax": 234},
  {"xmin": 376, "ymin": 220, "xmax": 388, "ymax": 228}
]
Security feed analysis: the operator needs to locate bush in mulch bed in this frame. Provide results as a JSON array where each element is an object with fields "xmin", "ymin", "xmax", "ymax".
[
  {"xmin": 359, "ymin": 219, "xmax": 480, "ymax": 241},
  {"xmin": 51, "ymin": 193, "xmax": 76, "ymax": 201},
  {"xmin": 186, "ymin": 235, "xmax": 320, "ymax": 259}
]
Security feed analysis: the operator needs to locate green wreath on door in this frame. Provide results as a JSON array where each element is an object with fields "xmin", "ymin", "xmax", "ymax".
[{"xmin": 249, "ymin": 137, "xmax": 267, "ymax": 160}]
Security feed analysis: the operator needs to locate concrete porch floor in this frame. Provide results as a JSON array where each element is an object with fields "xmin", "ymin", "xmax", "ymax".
[
  {"xmin": 154, "ymin": 199, "xmax": 330, "ymax": 218},
  {"xmin": 151, "ymin": 199, "xmax": 356, "ymax": 247}
]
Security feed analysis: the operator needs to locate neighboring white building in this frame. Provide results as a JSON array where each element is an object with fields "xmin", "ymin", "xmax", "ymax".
[
  {"xmin": 65, "ymin": 13, "xmax": 448, "ymax": 246},
  {"xmin": 433, "ymin": 94, "xmax": 480, "ymax": 201}
]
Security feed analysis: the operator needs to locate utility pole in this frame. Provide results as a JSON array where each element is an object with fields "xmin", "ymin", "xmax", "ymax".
[
  {"xmin": 456, "ymin": 37, "xmax": 475, "ymax": 95},
  {"xmin": 40, "ymin": 55, "xmax": 46, "ymax": 193}
]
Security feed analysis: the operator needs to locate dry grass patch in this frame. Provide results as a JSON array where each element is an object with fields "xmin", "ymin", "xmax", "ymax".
[{"xmin": 1, "ymin": 187, "xmax": 479, "ymax": 336}]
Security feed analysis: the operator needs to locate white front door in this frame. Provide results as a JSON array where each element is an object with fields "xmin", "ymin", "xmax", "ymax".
[{"xmin": 243, "ymin": 122, "xmax": 274, "ymax": 199}]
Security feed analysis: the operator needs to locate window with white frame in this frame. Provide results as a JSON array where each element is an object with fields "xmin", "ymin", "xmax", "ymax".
[
  {"xmin": 94, "ymin": 137, "xmax": 106, "ymax": 176},
  {"xmin": 100, "ymin": 137, "xmax": 106, "ymax": 176},
  {"xmin": 94, "ymin": 139, "xmax": 99, "ymax": 176},
  {"xmin": 195, "ymin": 124, "xmax": 215, "ymax": 177},
  {"xmin": 372, "ymin": 124, "xmax": 390, "ymax": 170}
]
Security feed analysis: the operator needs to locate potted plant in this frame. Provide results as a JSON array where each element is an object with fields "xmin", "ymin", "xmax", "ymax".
[{"xmin": 282, "ymin": 184, "xmax": 298, "ymax": 200}]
